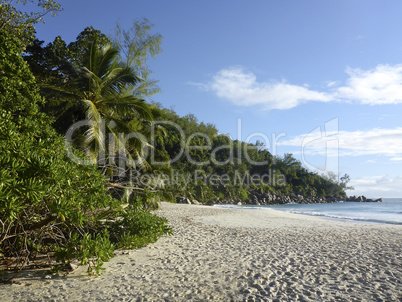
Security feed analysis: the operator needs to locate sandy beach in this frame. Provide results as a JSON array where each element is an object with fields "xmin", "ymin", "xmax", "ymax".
[{"xmin": 1, "ymin": 202, "xmax": 401, "ymax": 301}]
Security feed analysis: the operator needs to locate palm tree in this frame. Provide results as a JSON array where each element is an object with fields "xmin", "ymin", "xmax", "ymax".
[{"xmin": 43, "ymin": 38, "xmax": 153, "ymax": 170}]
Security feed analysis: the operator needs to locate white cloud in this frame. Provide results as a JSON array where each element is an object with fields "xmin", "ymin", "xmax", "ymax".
[
  {"xmin": 201, "ymin": 64, "xmax": 402, "ymax": 110},
  {"xmin": 349, "ymin": 175, "xmax": 402, "ymax": 198},
  {"xmin": 336, "ymin": 64, "xmax": 402, "ymax": 105},
  {"xmin": 326, "ymin": 81, "xmax": 338, "ymax": 88},
  {"xmin": 207, "ymin": 67, "xmax": 331, "ymax": 110},
  {"xmin": 278, "ymin": 127, "xmax": 402, "ymax": 158}
]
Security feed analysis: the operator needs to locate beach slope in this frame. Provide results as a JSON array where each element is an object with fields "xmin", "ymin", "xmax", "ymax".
[{"xmin": 1, "ymin": 202, "xmax": 401, "ymax": 301}]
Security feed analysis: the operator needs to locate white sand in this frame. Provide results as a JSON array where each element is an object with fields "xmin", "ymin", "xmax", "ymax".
[{"xmin": 1, "ymin": 202, "xmax": 401, "ymax": 301}]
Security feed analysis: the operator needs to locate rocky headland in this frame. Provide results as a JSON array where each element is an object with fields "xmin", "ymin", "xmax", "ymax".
[{"xmin": 177, "ymin": 191, "xmax": 383, "ymax": 205}]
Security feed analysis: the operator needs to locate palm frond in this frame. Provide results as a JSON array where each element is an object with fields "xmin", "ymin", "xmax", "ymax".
[
  {"xmin": 101, "ymin": 66, "xmax": 141, "ymax": 95},
  {"xmin": 104, "ymin": 96, "xmax": 153, "ymax": 121}
]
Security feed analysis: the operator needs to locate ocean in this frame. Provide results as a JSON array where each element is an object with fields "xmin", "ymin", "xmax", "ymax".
[{"xmin": 216, "ymin": 198, "xmax": 402, "ymax": 225}]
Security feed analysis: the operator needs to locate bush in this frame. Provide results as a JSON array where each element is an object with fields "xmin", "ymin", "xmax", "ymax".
[
  {"xmin": 0, "ymin": 30, "xmax": 171, "ymax": 276},
  {"xmin": 110, "ymin": 208, "xmax": 172, "ymax": 250}
]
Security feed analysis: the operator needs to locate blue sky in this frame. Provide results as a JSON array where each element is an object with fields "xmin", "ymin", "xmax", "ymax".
[{"xmin": 32, "ymin": 0, "xmax": 402, "ymax": 197}]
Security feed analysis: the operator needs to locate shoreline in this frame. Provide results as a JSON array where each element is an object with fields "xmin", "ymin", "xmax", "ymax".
[
  {"xmin": 1, "ymin": 202, "xmax": 401, "ymax": 301},
  {"xmin": 212, "ymin": 202, "xmax": 402, "ymax": 226}
]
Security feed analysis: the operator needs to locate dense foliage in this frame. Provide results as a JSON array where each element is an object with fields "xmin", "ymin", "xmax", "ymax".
[
  {"xmin": 143, "ymin": 105, "xmax": 349, "ymax": 204},
  {"xmin": 0, "ymin": 2, "xmax": 171, "ymax": 277}
]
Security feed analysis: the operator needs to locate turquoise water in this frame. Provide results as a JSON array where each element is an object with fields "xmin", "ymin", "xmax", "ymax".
[{"xmin": 216, "ymin": 198, "xmax": 402, "ymax": 225}]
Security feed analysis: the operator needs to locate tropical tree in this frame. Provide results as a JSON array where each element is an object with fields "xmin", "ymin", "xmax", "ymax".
[
  {"xmin": 41, "ymin": 38, "xmax": 154, "ymax": 170},
  {"xmin": 24, "ymin": 22, "xmax": 164, "ymax": 174},
  {"xmin": 340, "ymin": 173, "xmax": 354, "ymax": 191},
  {"xmin": 112, "ymin": 19, "xmax": 163, "ymax": 99},
  {"xmin": 0, "ymin": 2, "xmax": 172, "ymax": 276},
  {"xmin": 0, "ymin": 0, "xmax": 61, "ymax": 44}
]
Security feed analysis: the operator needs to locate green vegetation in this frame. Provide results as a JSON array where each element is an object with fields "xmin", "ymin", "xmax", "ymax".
[
  {"xmin": 0, "ymin": 1, "xmax": 171, "ymax": 277},
  {"xmin": 1, "ymin": 0, "xmax": 348, "ymax": 278},
  {"xmin": 140, "ymin": 105, "xmax": 349, "ymax": 203}
]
